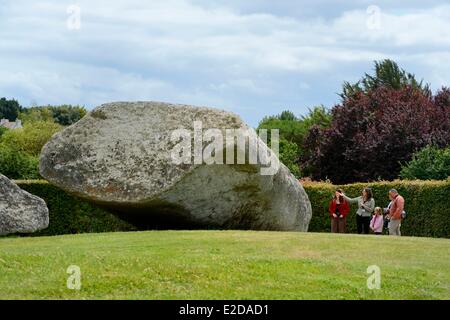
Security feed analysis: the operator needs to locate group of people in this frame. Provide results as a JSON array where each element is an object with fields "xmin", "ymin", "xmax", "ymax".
[{"xmin": 328, "ymin": 187, "xmax": 405, "ymax": 236}]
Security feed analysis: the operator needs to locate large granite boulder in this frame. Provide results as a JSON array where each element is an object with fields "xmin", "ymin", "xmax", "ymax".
[
  {"xmin": 0, "ymin": 174, "xmax": 49, "ymax": 235},
  {"xmin": 40, "ymin": 101, "xmax": 312, "ymax": 231}
]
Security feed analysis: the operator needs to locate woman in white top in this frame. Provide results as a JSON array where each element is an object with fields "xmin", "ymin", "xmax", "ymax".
[{"xmin": 340, "ymin": 188, "xmax": 375, "ymax": 234}]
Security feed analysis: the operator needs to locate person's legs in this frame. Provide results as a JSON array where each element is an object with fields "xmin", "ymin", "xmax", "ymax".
[
  {"xmin": 389, "ymin": 219, "xmax": 401, "ymax": 236},
  {"xmin": 388, "ymin": 220, "xmax": 395, "ymax": 235},
  {"xmin": 331, "ymin": 217, "xmax": 337, "ymax": 233},
  {"xmin": 394, "ymin": 220, "xmax": 401, "ymax": 236},
  {"xmin": 356, "ymin": 215, "xmax": 362, "ymax": 234},
  {"xmin": 338, "ymin": 217, "xmax": 346, "ymax": 233},
  {"xmin": 383, "ymin": 218, "xmax": 389, "ymax": 234},
  {"xmin": 362, "ymin": 216, "xmax": 370, "ymax": 234},
  {"xmin": 331, "ymin": 217, "xmax": 339, "ymax": 233}
]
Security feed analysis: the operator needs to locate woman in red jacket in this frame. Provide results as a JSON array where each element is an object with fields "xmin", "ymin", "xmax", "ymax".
[{"xmin": 329, "ymin": 188, "xmax": 350, "ymax": 233}]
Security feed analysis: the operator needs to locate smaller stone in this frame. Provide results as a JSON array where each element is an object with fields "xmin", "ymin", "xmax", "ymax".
[{"xmin": 0, "ymin": 174, "xmax": 49, "ymax": 235}]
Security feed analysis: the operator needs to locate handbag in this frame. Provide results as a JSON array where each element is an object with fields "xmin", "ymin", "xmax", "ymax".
[{"xmin": 401, "ymin": 210, "xmax": 407, "ymax": 219}]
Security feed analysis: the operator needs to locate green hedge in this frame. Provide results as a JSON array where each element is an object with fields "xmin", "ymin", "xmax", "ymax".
[
  {"xmin": 6, "ymin": 179, "xmax": 450, "ymax": 238},
  {"xmin": 15, "ymin": 180, "xmax": 136, "ymax": 236},
  {"xmin": 304, "ymin": 180, "xmax": 450, "ymax": 238}
]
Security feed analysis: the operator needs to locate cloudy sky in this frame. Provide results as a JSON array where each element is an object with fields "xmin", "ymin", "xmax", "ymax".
[{"xmin": 1, "ymin": 1, "xmax": 449, "ymax": 126}]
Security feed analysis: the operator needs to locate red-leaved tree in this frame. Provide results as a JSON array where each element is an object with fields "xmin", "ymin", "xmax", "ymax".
[{"xmin": 302, "ymin": 86, "xmax": 450, "ymax": 183}]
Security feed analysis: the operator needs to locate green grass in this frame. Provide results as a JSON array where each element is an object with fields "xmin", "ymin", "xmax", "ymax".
[{"xmin": 0, "ymin": 230, "xmax": 449, "ymax": 300}]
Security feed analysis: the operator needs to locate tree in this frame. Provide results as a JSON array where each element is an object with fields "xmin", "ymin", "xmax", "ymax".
[
  {"xmin": 434, "ymin": 86, "xmax": 450, "ymax": 108},
  {"xmin": 18, "ymin": 107, "xmax": 54, "ymax": 123},
  {"xmin": 341, "ymin": 59, "xmax": 430, "ymax": 100},
  {"xmin": 433, "ymin": 86, "xmax": 450, "ymax": 141},
  {"xmin": 400, "ymin": 145, "xmax": 450, "ymax": 180},
  {"xmin": 278, "ymin": 110, "xmax": 296, "ymax": 121},
  {"xmin": 258, "ymin": 106, "xmax": 331, "ymax": 146},
  {"xmin": 48, "ymin": 105, "xmax": 87, "ymax": 126},
  {"xmin": 0, "ymin": 97, "xmax": 23, "ymax": 121},
  {"xmin": 302, "ymin": 84, "xmax": 450, "ymax": 183},
  {"xmin": 300, "ymin": 105, "xmax": 332, "ymax": 129},
  {"xmin": 258, "ymin": 110, "xmax": 304, "ymax": 145},
  {"xmin": 258, "ymin": 106, "xmax": 331, "ymax": 177},
  {"xmin": 278, "ymin": 139, "xmax": 301, "ymax": 178},
  {"xmin": 20, "ymin": 105, "xmax": 87, "ymax": 126}
]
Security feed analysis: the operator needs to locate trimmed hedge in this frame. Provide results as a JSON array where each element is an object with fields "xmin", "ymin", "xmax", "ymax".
[
  {"xmin": 303, "ymin": 179, "xmax": 450, "ymax": 238},
  {"xmin": 5, "ymin": 179, "xmax": 450, "ymax": 238},
  {"xmin": 16, "ymin": 180, "xmax": 136, "ymax": 236}
]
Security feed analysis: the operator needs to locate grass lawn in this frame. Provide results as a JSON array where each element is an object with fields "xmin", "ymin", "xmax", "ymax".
[{"xmin": 0, "ymin": 230, "xmax": 449, "ymax": 299}]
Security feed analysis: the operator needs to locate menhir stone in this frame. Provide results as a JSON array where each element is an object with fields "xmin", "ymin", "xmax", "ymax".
[
  {"xmin": 0, "ymin": 174, "xmax": 49, "ymax": 235},
  {"xmin": 39, "ymin": 101, "xmax": 312, "ymax": 231}
]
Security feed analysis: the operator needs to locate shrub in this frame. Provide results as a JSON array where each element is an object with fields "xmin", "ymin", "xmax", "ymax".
[
  {"xmin": 0, "ymin": 145, "xmax": 40, "ymax": 179},
  {"xmin": 0, "ymin": 120, "xmax": 62, "ymax": 156},
  {"xmin": 303, "ymin": 180, "xmax": 450, "ymax": 238},
  {"xmin": 0, "ymin": 126, "xmax": 8, "ymax": 137},
  {"xmin": 15, "ymin": 180, "xmax": 136, "ymax": 236},
  {"xmin": 400, "ymin": 145, "xmax": 450, "ymax": 180},
  {"xmin": 0, "ymin": 120, "xmax": 61, "ymax": 180}
]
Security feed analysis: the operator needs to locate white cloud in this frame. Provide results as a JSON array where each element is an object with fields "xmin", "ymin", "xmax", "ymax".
[{"xmin": 0, "ymin": 0, "xmax": 449, "ymax": 126}]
